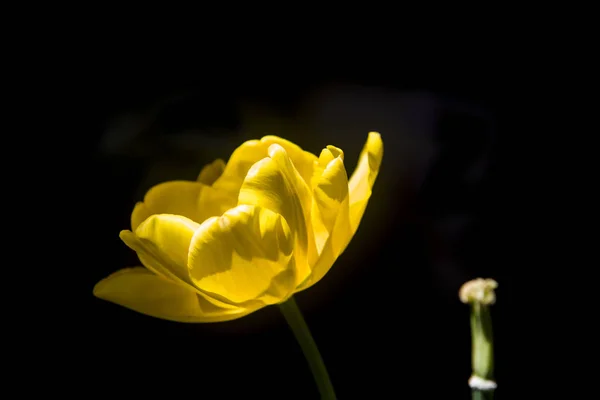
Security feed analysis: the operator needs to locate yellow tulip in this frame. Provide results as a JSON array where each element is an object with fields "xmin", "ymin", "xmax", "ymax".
[{"xmin": 94, "ymin": 132, "xmax": 383, "ymax": 323}]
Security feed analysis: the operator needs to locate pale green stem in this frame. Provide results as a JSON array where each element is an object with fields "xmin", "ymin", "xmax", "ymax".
[
  {"xmin": 470, "ymin": 302, "xmax": 495, "ymax": 400},
  {"xmin": 279, "ymin": 296, "xmax": 336, "ymax": 400},
  {"xmin": 471, "ymin": 302, "xmax": 494, "ymax": 379}
]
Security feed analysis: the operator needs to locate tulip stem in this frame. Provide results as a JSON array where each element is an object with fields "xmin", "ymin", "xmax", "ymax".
[{"xmin": 279, "ymin": 296, "xmax": 336, "ymax": 400}]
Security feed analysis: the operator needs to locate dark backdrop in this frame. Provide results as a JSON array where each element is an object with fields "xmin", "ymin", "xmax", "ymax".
[{"xmin": 66, "ymin": 68, "xmax": 518, "ymax": 399}]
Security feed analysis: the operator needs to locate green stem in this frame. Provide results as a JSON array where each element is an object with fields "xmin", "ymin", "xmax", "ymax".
[
  {"xmin": 472, "ymin": 389, "xmax": 494, "ymax": 400},
  {"xmin": 279, "ymin": 296, "xmax": 336, "ymax": 400},
  {"xmin": 470, "ymin": 303, "xmax": 494, "ymax": 379},
  {"xmin": 470, "ymin": 303, "xmax": 496, "ymax": 400}
]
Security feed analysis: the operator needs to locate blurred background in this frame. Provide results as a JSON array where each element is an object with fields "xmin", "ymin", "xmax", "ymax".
[{"xmin": 71, "ymin": 66, "xmax": 518, "ymax": 398}]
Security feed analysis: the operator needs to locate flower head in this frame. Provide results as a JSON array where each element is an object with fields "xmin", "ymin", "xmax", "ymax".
[
  {"xmin": 459, "ymin": 278, "xmax": 498, "ymax": 305},
  {"xmin": 94, "ymin": 132, "xmax": 383, "ymax": 322}
]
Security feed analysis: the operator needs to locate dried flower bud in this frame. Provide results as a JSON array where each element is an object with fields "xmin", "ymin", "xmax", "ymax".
[{"xmin": 459, "ymin": 278, "xmax": 498, "ymax": 305}]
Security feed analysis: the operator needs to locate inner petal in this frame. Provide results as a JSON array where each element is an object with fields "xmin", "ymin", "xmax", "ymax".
[
  {"xmin": 131, "ymin": 180, "xmax": 236, "ymax": 230},
  {"xmin": 212, "ymin": 136, "xmax": 318, "ymax": 200}
]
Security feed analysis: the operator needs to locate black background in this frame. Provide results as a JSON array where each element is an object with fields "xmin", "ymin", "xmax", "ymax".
[{"xmin": 56, "ymin": 61, "xmax": 525, "ymax": 399}]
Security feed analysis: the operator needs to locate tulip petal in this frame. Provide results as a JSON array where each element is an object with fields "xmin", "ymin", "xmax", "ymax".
[
  {"xmin": 131, "ymin": 180, "xmax": 235, "ymax": 231},
  {"xmin": 188, "ymin": 205, "xmax": 297, "ymax": 306},
  {"xmin": 311, "ymin": 146, "xmax": 351, "ymax": 256},
  {"xmin": 93, "ymin": 267, "xmax": 260, "ymax": 323},
  {"xmin": 120, "ymin": 214, "xmax": 199, "ymax": 286},
  {"xmin": 238, "ymin": 144, "xmax": 315, "ymax": 285},
  {"xmin": 297, "ymin": 147, "xmax": 352, "ymax": 290},
  {"xmin": 348, "ymin": 132, "xmax": 384, "ymax": 233},
  {"xmin": 121, "ymin": 216, "xmax": 242, "ymax": 312},
  {"xmin": 197, "ymin": 158, "xmax": 226, "ymax": 186},
  {"xmin": 213, "ymin": 136, "xmax": 318, "ymax": 199}
]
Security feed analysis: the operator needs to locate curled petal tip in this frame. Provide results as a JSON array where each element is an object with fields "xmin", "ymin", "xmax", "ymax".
[
  {"xmin": 367, "ymin": 131, "xmax": 383, "ymax": 151},
  {"xmin": 267, "ymin": 143, "xmax": 286, "ymax": 157}
]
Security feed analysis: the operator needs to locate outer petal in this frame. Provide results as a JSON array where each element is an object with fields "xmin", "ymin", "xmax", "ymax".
[
  {"xmin": 238, "ymin": 144, "xmax": 315, "ymax": 285},
  {"xmin": 348, "ymin": 132, "xmax": 384, "ymax": 233},
  {"xmin": 197, "ymin": 158, "xmax": 226, "ymax": 185},
  {"xmin": 188, "ymin": 205, "xmax": 297, "ymax": 306},
  {"xmin": 297, "ymin": 146, "xmax": 351, "ymax": 290},
  {"xmin": 212, "ymin": 136, "xmax": 318, "ymax": 199},
  {"xmin": 121, "ymin": 214, "xmax": 241, "ymax": 312},
  {"xmin": 131, "ymin": 180, "xmax": 235, "ymax": 231},
  {"xmin": 121, "ymin": 214, "xmax": 199, "ymax": 285},
  {"xmin": 93, "ymin": 267, "xmax": 260, "ymax": 323}
]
